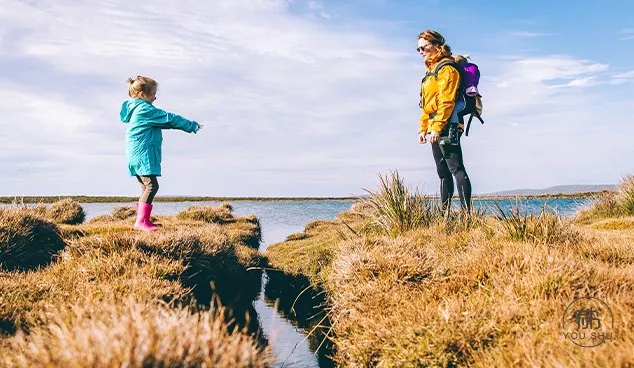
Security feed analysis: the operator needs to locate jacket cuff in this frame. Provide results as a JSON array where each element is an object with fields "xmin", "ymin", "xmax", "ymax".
[{"xmin": 430, "ymin": 124, "xmax": 443, "ymax": 134}]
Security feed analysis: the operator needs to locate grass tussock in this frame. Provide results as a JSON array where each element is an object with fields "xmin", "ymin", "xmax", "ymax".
[
  {"xmin": 359, "ymin": 171, "xmax": 486, "ymax": 238},
  {"xmin": 87, "ymin": 214, "xmax": 117, "ymax": 224},
  {"xmin": 112, "ymin": 205, "xmax": 136, "ymax": 220},
  {"xmin": 176, "ymin": 203, "xmax": 234, "ymax": 224},
  {"xmin": 0, "ymin": 206, "xmax": 269, "ymax": 365},
  {"xmin": 361, "ymin": 171, "xmax": 443, "ymax": 237},
  {"xmin": 493, "ymin": 202, "xmax": 582, "ymax": 245},
  {"xmin": 615, "ymin": 174, "xmax": 634, "ymax": 214},
  {"xmin": 224, "ymin": 217, "xmax": 262, "ymax": 250},
  {"xmin": 0, "ymin": 209, "xmax": 66, "ymax": 272},
  {"xmin": 46, "ymin": 198, "xmax": 86, "ymax": 225},
  {"xmin": 577, "ymin": 175, "xmax": 634, "ymax": 223},
  {"xmin": 0, "ymin": 298, "xmax": 269, "ymax": 368}
]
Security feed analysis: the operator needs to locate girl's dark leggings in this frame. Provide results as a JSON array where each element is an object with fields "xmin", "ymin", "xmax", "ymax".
[
  {"xmin": 136, "ymin": 175, "xmax": 159, "ymax": 204},
  {"xmin": 431, "ymin": 142, "xmax": 472, "ymax": 211}
]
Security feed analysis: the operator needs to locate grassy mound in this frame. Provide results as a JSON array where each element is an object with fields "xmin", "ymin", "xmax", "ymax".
[
  {"xmin": 112, "ymin": 206, "xmax": 136, "ymax": 220},
  {"xmin": 0, "ymin": 209, "xmax": 66, "ymax": 272},
  {"xmin": 176, "ymin": 204, "xmax": 233, "ymax": 224},
  {"xmin": 46, "ymin": 198, "xmax": 85, "ymax": 225}
]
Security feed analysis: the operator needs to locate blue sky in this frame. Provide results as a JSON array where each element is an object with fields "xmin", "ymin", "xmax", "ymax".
[{"xmin": 1, "ymin": 0, "xmax": 633, "ymax": 197}]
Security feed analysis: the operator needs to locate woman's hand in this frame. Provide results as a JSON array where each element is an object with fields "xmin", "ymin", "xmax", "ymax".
[
  {"xmin": 418, "ymin": 132, "xmax": 427, "ymax": 144},
  {"xmin": 197, "ymin": 123, "xmax": 204, "ymax": 130},
  {"xmin": 429, "ymin": 132, "xmax": 440, "ymax": 144}
]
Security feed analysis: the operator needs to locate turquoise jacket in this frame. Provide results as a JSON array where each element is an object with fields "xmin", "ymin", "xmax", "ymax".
[{"xmin": 120, "ymin": 99, "xmax": 199, "ymax": 176}]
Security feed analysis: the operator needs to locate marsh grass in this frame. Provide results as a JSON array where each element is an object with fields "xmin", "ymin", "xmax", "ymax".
[
  {"xmin": 361, "ymin": 171, "xmax": 443, "ymax": 236},
  {"xmin": 176, "ymin": 203, "xmax": 234, "ymax": 224},
  {"xmin": 577, "ymin": 175, "xmax": 634, "ymax": 223},
  {"xmin": 0, "ymin": 209, "xmax": 66, "ymax": 272},
  {"xmin": 493, "ymin": 201, "xmax": 581, "ymax": 245},
  {"xmin": 112, "ymin": 205, "xmax": 136, "ymax": 220},
  {"xmin": 46, "ymin": 198, "xmax": 85, "ymax": 225},
  {"xmin": 615, "ymin": 174, "xmax": 634, "ymax": 215},
  {"xmin": 266, "ymin": 174, "xmax": 634, "ymax": 367},
  {"xmin": 0, "ymin": 205, "xmax": 269, "ymax": 366},
  {"xmin": 0, "ymin": 298, "xmax": 270, "ymax": 368},
  {"xmin": 360, "ymin": 171, "xmax": 488, "ymax": 238}
]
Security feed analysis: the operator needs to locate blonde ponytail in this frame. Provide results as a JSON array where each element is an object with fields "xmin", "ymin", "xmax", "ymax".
[{"xmin": 126, "ymin": 75, "xmax": 158, "ymax": 99}]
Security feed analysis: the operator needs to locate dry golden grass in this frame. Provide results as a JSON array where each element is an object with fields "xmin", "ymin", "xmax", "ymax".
[
  {"xmin": 286, "ymin": 232, "xmax": 310, "ymax": 241},
  {"xmin": 0, "ymin": 204, "xmax": 270, "ymax": 367},
  {"xmin": 112, "ymin": 205, "xmax": 136, "ymax": 220},
  {"xmin": 266, "ymin": 202, "xmax": 634, "ymax": 367},
  {"xmin": 46, "ymin": 198, "xmax": 86, "ymax": 225},
  {"xmin": 0, "ymin": 208, "xmax": 66, "ymax": 272},
  {"xmin": 0, "ymin": 298, "xmax": 268, "ymax": 368},
  {"xmin": 577, "ymin": 175, "xmax": 634, "ymax": 223},
  {"xmin": 176, "ymin": 203, "xmax": 234, "ymax": 224}
]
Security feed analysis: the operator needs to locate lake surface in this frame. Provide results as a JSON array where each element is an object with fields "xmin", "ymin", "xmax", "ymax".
[{"xmin": 2, "ymin": 197, "xmax": 595, "ymax": 367}]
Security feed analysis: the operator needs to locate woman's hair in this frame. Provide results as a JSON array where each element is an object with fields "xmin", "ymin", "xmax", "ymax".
[
  {"xmin": 126, "ymin": 76, "xmax": 158, "ymax": 99},
  {"xmin": 417, "ymin": 29, "xmax": 452, "ymax": 57}
]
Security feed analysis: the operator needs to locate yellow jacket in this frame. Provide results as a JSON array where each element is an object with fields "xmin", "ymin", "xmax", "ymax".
[{"xmin": 419, "ymin": 57, "xmax": 461, "ymax": 134}]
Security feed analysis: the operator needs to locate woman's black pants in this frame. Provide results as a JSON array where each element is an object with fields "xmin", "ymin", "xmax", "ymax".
[{"xmin": 431, "ymin": 142, "xmax": 472, "ymax": 211}]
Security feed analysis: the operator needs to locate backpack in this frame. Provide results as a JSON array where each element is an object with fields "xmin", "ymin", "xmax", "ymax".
[{"xmin": 421, "ymin": 59, "xmax": 484, "ymax": 136}]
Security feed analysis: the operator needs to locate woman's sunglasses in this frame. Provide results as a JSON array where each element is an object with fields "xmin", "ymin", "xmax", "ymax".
[{"xmin": 416, "ymin": 44, "xmax": 431, "ymax": 52}]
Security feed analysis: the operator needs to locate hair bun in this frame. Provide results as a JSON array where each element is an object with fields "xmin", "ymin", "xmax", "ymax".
[{"xmin": 126, "ymin": 77, "xmax": 135, "ymax": 86}]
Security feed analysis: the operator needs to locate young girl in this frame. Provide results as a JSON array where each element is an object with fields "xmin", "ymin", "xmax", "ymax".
[
  {"xmin": 120, "ymin": 76, "xmax": 203, "ymax": 231},
  {"xmin": 454, "ymin": 54, "xmax": 480, "ymax": 97}
]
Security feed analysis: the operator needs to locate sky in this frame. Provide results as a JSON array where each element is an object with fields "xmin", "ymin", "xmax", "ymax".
[{"xmin": 1, "ymin": 0, "xmax": 633, "ymax": 197}]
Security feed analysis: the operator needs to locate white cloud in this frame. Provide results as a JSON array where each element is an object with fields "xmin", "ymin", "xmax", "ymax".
[
  {"xmin": 610, "ymin": 70, "xmax": 634, "ymax": 84},
  {"xmin": 0, "ymin": 0, "xmax": 631, "ymax": 196},
  {"xmin": 620, "ymin": 28, "xmax": 634, "ymax": 40},
  {"xmin": 509, "ymin": 31, "xmax": 552, "ymax": 38},
  {"xmin": 479, "ymin": 55, "xmax": 609, "ymax": 119}
]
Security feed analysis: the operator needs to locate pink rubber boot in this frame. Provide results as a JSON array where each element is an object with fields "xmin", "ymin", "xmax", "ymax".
[
  {"xmin": 135, "ymin": 202, "xmax": 162, "ymax": 228},
  {"xmin": 134, "ymin": 202, "xmax": 158, "ymax": 232}
]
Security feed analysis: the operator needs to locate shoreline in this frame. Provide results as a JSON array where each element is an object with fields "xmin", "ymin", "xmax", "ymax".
[{"xmin": 0, "ymin": 191, "xmax": 609, "ymax": 204}]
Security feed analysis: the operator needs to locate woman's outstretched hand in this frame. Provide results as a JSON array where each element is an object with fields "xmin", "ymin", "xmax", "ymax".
[
  {"xmin": 418, "ymin": 132, "xmax": 427, "ymax": 144},
  {"xmin": 197, "ymin": 123, "xmax": 204, "ymax": 130}
]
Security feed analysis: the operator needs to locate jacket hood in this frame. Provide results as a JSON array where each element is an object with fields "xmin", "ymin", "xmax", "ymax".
[{"xmin": 120, "ymin": 99, "xmax": 146, "ymax": 123}]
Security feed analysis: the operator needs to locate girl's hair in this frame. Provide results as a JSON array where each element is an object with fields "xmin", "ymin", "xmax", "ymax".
[
  {"xmin": 454, "ymin": 54, "xmax": 470, "ymax": 64},
  {"xmin": 417, "ymin": 29, "xmax": 452, "ymax": 57},
  {"xmin": 126, "ymin": 76, "xmax": 158, "ymax": 99}
]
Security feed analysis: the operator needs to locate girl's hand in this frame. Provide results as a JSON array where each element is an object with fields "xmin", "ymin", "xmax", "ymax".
[
  {"xmin": 197, "ymin": 123, "xmax": 204, "ymax": 130},
  {"xmin": 429, "ymin": 132, "xmax": 440, "ymax": 144}
]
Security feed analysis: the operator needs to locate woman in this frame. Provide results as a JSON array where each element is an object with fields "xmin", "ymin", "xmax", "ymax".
[{"xmin": 417, "ymin": 30, "xmax": 472, "ymax": 211}]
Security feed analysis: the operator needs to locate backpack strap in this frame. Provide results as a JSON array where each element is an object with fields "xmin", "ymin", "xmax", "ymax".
[
  {"xmin": 465, "ymin": 110, "xmax": 484, "ymax": 137},
  {"xmin": 422, "ymin": 59, "xmax": 459, "ymax": 84},
  {"xmin": 432, "ymin": 59, "xmax": 459, "ymax": 77}
]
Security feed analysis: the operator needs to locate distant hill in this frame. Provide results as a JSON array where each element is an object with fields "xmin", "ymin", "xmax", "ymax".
[{"xmin": 481, "ymin": 184, "xmax": 617, "ymax": 197}]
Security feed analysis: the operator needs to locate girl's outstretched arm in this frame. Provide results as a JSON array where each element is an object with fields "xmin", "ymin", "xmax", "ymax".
[{"xmin": 142, "ymin": 104, "xmax": 200, "ymax": 133}]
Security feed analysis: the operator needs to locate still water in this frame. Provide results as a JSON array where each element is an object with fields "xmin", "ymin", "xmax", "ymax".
[{"xmin": 7, "ymin": 197, "xmax": 594, "ymax": 367}]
